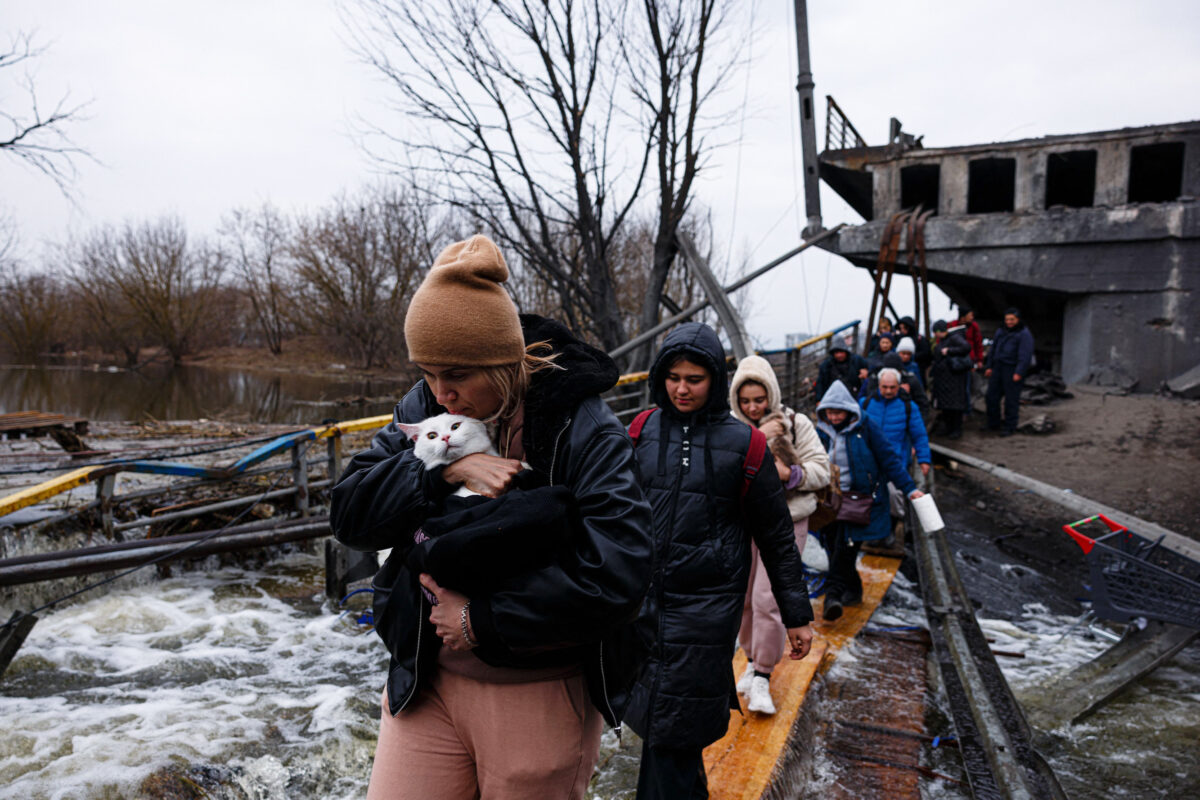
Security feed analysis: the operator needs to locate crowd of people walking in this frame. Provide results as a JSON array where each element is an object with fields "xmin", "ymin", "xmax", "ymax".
[{"xmin": 329, "ymin": 233, "xmax": 1034, "ymax": 798}]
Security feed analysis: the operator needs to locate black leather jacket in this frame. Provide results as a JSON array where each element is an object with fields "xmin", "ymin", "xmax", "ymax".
[
  {"xmin": 622, "ymin": 323, "xmax": 814, "ymax": 750},
  {"xmin": 330, "ymin": 315, "xmax": 653, "ymax": 725}
]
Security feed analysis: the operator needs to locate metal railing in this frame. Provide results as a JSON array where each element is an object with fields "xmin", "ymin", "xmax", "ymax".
[
  {"xmin": 825, "ymin": 95, "xmax": 867, "ymax": 151},
  {"xmin": 0, "ymin": 416, "xmax": 392, "ymax": 529}
]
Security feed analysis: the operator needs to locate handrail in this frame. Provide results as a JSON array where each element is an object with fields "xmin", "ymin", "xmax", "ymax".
[{"xmin": 0, "ymin": 415, "xmax": 394, "ymax": 520}]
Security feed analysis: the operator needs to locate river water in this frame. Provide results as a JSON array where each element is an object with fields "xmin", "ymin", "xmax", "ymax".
[
  {"xmin": 4, "ymin": 540, "xmax": 1196, "ymax": 799},
  {"xmin": 0, "ymin": 364, "xmax": 401, "ymax": 425},
  {"xmin": 1, "ymin": 369, "xmax": 1197, "ymax": 797}
]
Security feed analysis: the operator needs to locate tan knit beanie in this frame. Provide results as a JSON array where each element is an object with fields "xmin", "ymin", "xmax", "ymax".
[{"xmin": 404, "ymin": 234, "xmax": 525, "ymax": 366}]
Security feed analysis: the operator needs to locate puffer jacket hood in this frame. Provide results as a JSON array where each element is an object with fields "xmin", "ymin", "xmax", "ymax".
[
  {"xmin": 521, "ymin": 313, "xmax": 619, "ymax": 416},
  {"xmin": 649, "ymin": 322, "xmax": 730, "ymax": 421},
  {"xmin": 816, "ymin": 380, "xmax": 862, "ymax": 431},
  {"xmin": 728, "ymin": 354, "xmax": 781, "ymax": 426}
]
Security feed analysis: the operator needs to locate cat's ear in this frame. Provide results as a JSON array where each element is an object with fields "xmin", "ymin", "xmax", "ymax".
[{"xmin": 396, "ymin": 422, "xmax": 421, "ymax": 442}]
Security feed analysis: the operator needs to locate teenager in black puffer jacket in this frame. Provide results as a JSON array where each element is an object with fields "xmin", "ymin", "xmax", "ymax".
[{"xmin": 623, "ymin": 322, "xmax": 814, "ymax": 800}]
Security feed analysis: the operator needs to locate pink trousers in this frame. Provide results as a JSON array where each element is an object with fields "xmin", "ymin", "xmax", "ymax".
[
  {"xmin": 738, "ymin": 519, "xmax": 809, "ymax": 674},
  {"xmin": 367, "ymin": 668, "xmax": 603, "ymax": 800}
]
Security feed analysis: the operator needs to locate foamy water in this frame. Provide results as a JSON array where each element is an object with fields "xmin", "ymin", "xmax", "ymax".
[
  {"xmin": 0, "ymin": 553, "xmax": 385, "ymax": 799},
  {"xmin": 2, "ymin": 553, "xmax": 1195, "ymax": 799}
]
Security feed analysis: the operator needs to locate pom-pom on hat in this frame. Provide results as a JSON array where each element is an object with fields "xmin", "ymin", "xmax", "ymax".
[{"xmin": 404, "ymin": 234, "xmax": 525, "ymax": 366}]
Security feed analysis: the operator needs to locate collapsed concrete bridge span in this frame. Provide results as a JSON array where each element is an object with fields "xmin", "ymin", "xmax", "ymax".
[{"xmin": 815, "ymin": 116, "xmax": 1200, "ymax": 390}]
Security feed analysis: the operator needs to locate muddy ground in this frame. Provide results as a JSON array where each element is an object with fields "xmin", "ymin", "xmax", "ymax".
[{"xmin": 934, "ymin": 385, "xmax": 1200, "ymax": 538}]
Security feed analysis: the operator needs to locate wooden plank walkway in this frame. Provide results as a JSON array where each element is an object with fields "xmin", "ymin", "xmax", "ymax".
[
  {"xmin": 0, "ymin": 410, "xmax": 89, "ymax": 439},
  {"xmin": 704, "ymin": 554, "xmax": 904, "ymax": 799}
]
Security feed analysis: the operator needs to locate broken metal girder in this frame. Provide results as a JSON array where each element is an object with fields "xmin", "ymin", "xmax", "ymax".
[{"xmin": 675, "ymin": 232, "xmax": 753, "ymax": 362}]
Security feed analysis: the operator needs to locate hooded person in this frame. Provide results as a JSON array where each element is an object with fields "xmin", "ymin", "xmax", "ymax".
[
  {"xmin": 815, "ymin": 340, "xmax": 869, "ymax": 400},
  {"xmin": 728, "ymin": 355, "xmax": 830, "ymax": 715},
  {"xmin": 331, "ymin": 233, "xmax": 654, "ymax": 800},
  {"xmin": 814, "ymin": 381, "xmax": 922, "ymax": 621},
  {"xmin": 623, "ymin": 323, "xmax": 814, "ymax": 800},
  {"xmin": 866, "ymin": 332, "xmax": 896, "ymax": 375}
]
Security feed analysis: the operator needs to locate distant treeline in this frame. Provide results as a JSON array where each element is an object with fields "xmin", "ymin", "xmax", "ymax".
[{"xmin": 0, "ymin": 185, "xmax": 718, "ymax": 370}]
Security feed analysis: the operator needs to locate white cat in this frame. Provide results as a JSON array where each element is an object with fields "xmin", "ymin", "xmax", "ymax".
[{"xmin": 396, "ymin": 413, "xmax": 499, "ymax": 498}]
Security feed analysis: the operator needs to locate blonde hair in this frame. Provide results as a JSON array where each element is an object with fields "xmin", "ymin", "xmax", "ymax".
[{"xmin": 480, "ymin": 340, "xmax": 562, "ymax": 424}]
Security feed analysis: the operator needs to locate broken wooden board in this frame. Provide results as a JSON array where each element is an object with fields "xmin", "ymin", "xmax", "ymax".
[{"xmin": 703, "ymin": 555, "xmax": 902, "ymax": 800}]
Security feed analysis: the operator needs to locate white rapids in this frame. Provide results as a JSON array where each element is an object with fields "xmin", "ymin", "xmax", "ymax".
[{"xmin": 0, "ymin": 552, "xmax": 386, "ymax": 799}]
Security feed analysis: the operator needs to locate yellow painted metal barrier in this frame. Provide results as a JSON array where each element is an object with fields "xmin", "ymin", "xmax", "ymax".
[{"xmin": 0, "ymin": 415, "xmax": 396, "ymax": 521}]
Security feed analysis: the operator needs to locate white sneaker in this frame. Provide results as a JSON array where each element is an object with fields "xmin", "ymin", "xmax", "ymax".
[
  {"xmin": 736, "ymin": 662, "xmax": 755, "ymax": 695},
  {"xmin": 747, "ymin": 675, "xmax": 776, "ymax": 714}
]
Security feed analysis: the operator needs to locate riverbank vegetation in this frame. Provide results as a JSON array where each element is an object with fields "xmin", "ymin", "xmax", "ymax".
[{"xmin": 2, "ymin": 1, "xmax": 750, "ymax": 375}]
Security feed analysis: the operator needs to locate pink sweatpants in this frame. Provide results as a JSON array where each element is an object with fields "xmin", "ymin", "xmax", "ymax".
[
  {"xmin": 738, "ymin": 519, "xmax": 809, "ymax": 674},
  {"xmin": 367, "ymin": 668, "xmax": 603, "ymax": 800}
]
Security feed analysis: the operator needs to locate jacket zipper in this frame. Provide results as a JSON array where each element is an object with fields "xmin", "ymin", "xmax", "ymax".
[
  {"xmin": 548, "ymin": 416, "xmax": 570, "ymax": 487},
  {"xmin": 394, "ymin": 593, "xmax": 424, "ymax": 716},
  {"xmin": 598, "ymin": 639, "xmax": 620, "ymax": 737},
  {"xmin": 646, "ymin": 420, "xmax": 688, "ymax": 739},
  {"xmin": 549, "ymin": 415, "xmax": 623, "ymax": 727}
]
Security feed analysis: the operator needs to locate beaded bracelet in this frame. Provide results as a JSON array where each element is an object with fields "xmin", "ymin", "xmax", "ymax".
[{"xmin": 460, "ymin": 601, "xmax": 478, "ymax": 647}]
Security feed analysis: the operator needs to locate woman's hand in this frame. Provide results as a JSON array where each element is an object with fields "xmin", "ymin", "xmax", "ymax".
[
  {"xmin": 442, "ymin": 453, "xmax": 523, "ymax": 498},
  {"xmin": 909, "ymin": 489, "xmax": 925, "ymax": 500},
  {"xmin": 419, "ymin": 574, "xmax": 477, "ymax": 651},
  {"xmin": 787, "ymin": 624, "xmax": 814, "ymax": 660},
  {"xmin": 775, "ymin": 457, "xmax": 791, "ymax": 483},
  {"xmin": 759, "ymin": 418, "xmax": 785, "ymax": 440}
]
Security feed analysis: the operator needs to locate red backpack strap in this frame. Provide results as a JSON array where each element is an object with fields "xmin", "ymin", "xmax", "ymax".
[
  {"xmin": 741, "ymin": 427, "xmax": 767, "ymax": 499},
  {"xmin": 627, "ymin": 408, "xmax": 657, "ymax": 444}
]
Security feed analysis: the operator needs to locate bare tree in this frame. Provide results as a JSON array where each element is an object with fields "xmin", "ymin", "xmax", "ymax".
[
  {"xmin": 290, "ymin": 186, "xmax": 437, "ymax": 369},
  {"xmin": 221, "ymin": 204, "xmax": 292, "ymax": 355},
  {"xmin": 70, "ymin": 218, "xmax": 226, "ymax": 365},
  {"xmin": 347, "ymin": 0, "xmax": 741, "ymax": 365},
  {"xmin": 0, "ymin": 263, "xmax": 66, "ymax": 362},
  {"xmin": 347, "ymin": 0, "xmax": 652, "ymax": 355},
  {"xmin": 0, "ymin": 32, "xmax": 91, "ymax": 194},
  {"xmin": 623, "ymin": 0, "xmax": 741, "ymax": 368}
]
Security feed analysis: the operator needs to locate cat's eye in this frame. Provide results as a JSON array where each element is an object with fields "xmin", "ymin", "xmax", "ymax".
[
  {"xmin": 451, "ymin": 422, "xmax": 461, "ymax": 430},
  {"xmin": 426, "ymin": 432, "xmax": 437, "ymax": 439}
]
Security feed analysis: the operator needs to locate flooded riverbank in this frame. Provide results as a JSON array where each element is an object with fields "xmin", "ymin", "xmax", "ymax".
[{"xmin": 0, "ymin": 364, "xmax": 402, "ymax": 425}]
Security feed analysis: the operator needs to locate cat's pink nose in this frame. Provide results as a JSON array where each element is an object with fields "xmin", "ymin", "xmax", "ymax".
[{"xmin": 442, "ymin": 434, "xmax": 451, "ymax": 442}]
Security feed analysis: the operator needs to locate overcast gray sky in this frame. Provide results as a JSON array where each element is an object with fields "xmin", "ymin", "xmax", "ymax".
[{"xmin": 3, "ymin": 0, "xmax": 1198, "ymax": 349}]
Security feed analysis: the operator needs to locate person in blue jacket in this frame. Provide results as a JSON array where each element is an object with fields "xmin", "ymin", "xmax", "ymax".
[
  {"xmin": 859, "ymin": 367, "xmax": 932, "ymax": 481},
  {"xmin": 985, "ymin": 307, "xmax": 1035, "ymax": 436},
  {"xmin": 814, "ymin": 381, "xmax": 924, "ymax": 621}
]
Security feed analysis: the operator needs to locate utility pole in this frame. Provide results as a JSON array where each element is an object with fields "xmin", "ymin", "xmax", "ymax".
[{"xmin": 793, "ymin": 0, "xmax": 823, "ymax": 236}]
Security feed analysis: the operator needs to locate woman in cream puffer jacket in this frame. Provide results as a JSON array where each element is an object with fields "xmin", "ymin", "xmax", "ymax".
[{"xmin": 729, "ymin": 355, "xmax": 830, "ymax": 713}]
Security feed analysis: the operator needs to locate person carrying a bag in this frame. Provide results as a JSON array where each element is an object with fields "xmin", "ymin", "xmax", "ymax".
[
  {"xmin": 813, "ymin": 380, "xmax": 924, "ymax": 621},
  {"xmin": 728, "ymin": 355, "xmax": 829, "ymax": 715}
]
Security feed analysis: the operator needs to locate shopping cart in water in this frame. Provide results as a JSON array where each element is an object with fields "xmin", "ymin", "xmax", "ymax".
[{"xmin": 1063, "ymin": 514, "xmax": 1200, "ymax": 629}]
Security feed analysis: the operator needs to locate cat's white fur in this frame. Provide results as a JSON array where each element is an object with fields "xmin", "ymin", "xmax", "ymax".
[{"xmin": 397, "ymin": 413, "xmax": 498, "ymax": 497}]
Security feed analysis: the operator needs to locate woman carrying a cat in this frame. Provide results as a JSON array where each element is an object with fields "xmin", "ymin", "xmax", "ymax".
[
  {"xmin": 330, "ymin": 234, "xmax": 652, "ymax": 800},
  {"xmin": 729, "ymin": 355, "xmax": 830, "ymax": 715}
]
